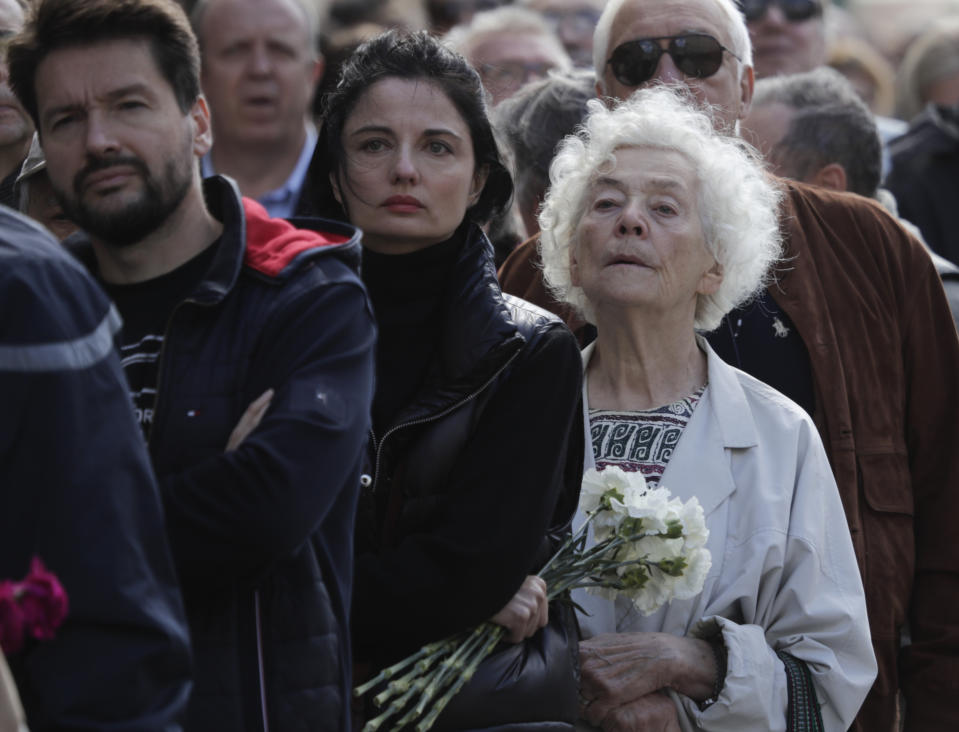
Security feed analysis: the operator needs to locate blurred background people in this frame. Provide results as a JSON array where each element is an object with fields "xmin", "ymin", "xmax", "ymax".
[
  {"xmin": 885, "ymin": 102, "xmax": 959, "ymax": 267},
  {"xmin": 494, "ymin": 68, "xmax": 595, "ymax": 240},
  {"xmin": 740, "ymin": 0, "xmax": 827, "ymax": 78},
  {"xmin": 13, "ymin": 133, "xmax": 77, "ymax": 241},
  {"xmin": 827, "ymin": 34, "xmax": 897, "ymax": 117},
  {"xmin": 192, "ymin": 0, "xmax": 324, "ymax": 217},
  {"xmin": 740, "ymin": 0, "xmax": 908, "ymax": 171},
  {"xmin": 0, "ymin": 0, "xmax": 32, "ymax": 209},
  {"xmin": 426, "ymin": 0, "xmax": 507, "ymax": 35},
  {"xmin": 744, "ymin": 66, "xmax": 882, "ymax": 194},
  {"xmin": 519, "ymin": 0, "xmax": 606, "ymax": 67},
  {"xmin": 444, "ymin": 6, "xmax": 572, "ymax": 105},
  {"xmin": 893, "ymin": 17, "xmax": 959, "ymax": 122},
  {"xmin": 742, "ymin": 66, "xmax": 959, "ymax": 327}
]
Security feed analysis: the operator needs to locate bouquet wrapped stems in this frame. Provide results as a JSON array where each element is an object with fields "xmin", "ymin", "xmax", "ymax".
[{"xmin": 355, "ymin": 468, "xmax": 710, "ymax": 731}]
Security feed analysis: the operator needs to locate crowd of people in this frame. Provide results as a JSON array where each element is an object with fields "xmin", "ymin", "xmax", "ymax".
[{"xmin": 0, "ymin": 0, "xmax": 956, "ymax": 730}]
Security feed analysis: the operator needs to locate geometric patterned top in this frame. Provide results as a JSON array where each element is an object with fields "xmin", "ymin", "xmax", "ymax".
[{"xmin": 589, "ymin": 385, "xmax": 707, "ymax": 488}]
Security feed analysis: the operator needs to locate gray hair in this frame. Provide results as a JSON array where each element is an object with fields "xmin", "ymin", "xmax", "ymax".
[
  {"xmin": 593, "ymin": 0, "xmax": 752, "ymax": 91},
  {"xmin": 753, "ymin": 67, "xmax": 881, "ymax": 197},
  {"xmin": 894, "ymin": 17, "xmax": 959, "ymax": 122},
  {"xmin": 539, "ymin": 85, "xmax": 781, "ymax": 331},
  {"xmin": 443, "ymin": 5, "xmax": 571, "ymax": 68},
  {"xmin": 492, "ymin": 68, "xmax": 595, "ymax": 226}
]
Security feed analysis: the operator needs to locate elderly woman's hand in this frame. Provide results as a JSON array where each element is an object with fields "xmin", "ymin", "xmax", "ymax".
[
  {"xmin": 588, "ymin": 691, "xmax": 682, "ymax": 732},
  {"xmin": 490, "ymin": 575, "xmax": 548, "ymax": 643},
  {"xmin": 579, "ymin": 632, "xmax": 719, "ymax": 726}
]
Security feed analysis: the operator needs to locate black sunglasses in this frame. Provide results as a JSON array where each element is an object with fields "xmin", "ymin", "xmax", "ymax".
[
  {"xmin": 606, "ymin": 34, "xmax": 740, "ymax": 88},
  {"xmin": 738, "ymin": 0, "xmax": 823, "ymax": 22}
]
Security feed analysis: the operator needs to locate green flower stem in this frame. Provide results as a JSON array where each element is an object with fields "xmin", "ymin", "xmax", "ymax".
[
  {"xmin": 355, "ymin": 505, "xmax": 702, "ymax": 731},
  {"xmin": 414, "ymin": 624, "xmax": 493, "ymax": 717},
  {"xmin": 536, "ymin": 519, "xmax": 591, "ymax": 578},
  {"xmin": 415, "ymin": 627, "xmax": 505, "ymax": 732},
  {"xmin": 365, "ymin": 677, "xmax": 430, "ymax": 731},
  {"xmin": 354, "ymin": 637, "xmax": 454, "ymax": 698}
]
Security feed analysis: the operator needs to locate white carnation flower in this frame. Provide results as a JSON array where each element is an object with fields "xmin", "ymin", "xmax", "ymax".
[
  {"xmin": 623, "ymin": 486, "xmax": 671, "ymax": 534},
  {"xmin": 680, "ymin": 497, "xmax": 709, "ymax": 548},
  {"xmin": 579, "ymin": 468, "xmax": 610, "ymax": 515},
  {"xmin": 671, "ymin": 547, "xmax": 712, "ymax": 600},
  {"xmin": 630, "ymin": 535, "xmax": 684, "ymax": 563},
  {"xmin": 631, "ymin": 572, "xmax": 672, "ymax": 615}
]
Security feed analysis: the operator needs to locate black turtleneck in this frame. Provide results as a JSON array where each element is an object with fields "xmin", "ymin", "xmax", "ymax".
[{"xmin": 361, "ymin": 230, "xmax": 463, "ymax": 434}]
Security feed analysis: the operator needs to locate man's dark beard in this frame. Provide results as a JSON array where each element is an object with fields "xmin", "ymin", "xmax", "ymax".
[{"xmin": 56, "ymin": 153, "xmax": 192, "ymax": 248}]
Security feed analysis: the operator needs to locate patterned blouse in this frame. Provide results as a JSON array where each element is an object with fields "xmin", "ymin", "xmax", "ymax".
[{"xmin": 589, "ymin": 385, "xmax": 706, "ymax": 487}]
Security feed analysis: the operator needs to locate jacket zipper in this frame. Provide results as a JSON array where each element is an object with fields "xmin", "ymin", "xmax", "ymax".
[
  {"xmin": 147, "ymin": 296, "xmax": 212, "ymax": 450},
  {"xmin": 148, "ymin": 297, "xmax": 273, "ymax": 730},
  {"xmin": 369, "ymin": 348, "xmax": 522, "ymax": 493},
  {"xmin": 254, "ymin": 590, "xmax": 270, "ymax": 732}
]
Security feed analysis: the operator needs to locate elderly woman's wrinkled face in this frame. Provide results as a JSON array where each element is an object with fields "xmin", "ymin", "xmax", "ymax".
[{"xmin": 570, "ymin": 146, "xmax": 721, "ymax": 320}]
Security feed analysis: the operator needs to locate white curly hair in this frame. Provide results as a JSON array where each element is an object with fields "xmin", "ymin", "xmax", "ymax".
[{"xmin": 538, "ymin": 85, "xmax": 782, "ymax": 332}]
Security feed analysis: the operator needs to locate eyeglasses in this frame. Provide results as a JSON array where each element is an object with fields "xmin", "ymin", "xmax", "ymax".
[
  {"xmin": 606, "ymin": 34, "xmax": 740, "ymax": 88},
  {"xmin": 737, "ymin": 0, "xmax": 823, "ymax": 23},
  {"xmin": 479, "ymin": 61, "xmax": 555, "ymax": 91}
]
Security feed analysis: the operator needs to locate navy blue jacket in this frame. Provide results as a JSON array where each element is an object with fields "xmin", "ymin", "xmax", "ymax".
[
  {"xmin": 0, "ymin": 206, "xmax": 192, "ymax": 730},
  {"xmin": 72, "ymin": 177, "xmax": 377, "ymax": 732}
]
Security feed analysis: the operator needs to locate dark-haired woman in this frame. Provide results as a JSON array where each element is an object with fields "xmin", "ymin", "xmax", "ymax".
[{"xmin": 309, "ymin": 30, "xmax": 584, "ymax": 728}]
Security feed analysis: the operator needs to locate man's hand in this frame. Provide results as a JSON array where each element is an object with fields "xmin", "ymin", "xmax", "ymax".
[
  {"xmin": 490, "ymin": 575, "xmax": 548, "ymax": 643},
  {"xmin": 225, "ymin": 388, "xmax": 274, "ymax": 451},
  {"xmin": 579, "ymin": 632, "xmax": 718, "ymax": 727}
]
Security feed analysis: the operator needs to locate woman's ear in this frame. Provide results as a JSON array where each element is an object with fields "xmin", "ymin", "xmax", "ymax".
[
  {"xmin": 697, "ymin": 259, "xmax": 723, "ymax": 296},
  {"xmin": 329, "ymin": 172, "xmax": 342, "ymax": 205},
  {"xmin": 469, "ymin": 165, "xmax": 489, "ymax": 206},
  {"xmin": 569, "ymin": 240, "xmax": 581, "ymax": 287}
]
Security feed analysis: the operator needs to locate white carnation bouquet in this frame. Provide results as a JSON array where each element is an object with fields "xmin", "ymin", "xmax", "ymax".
[{"xmin": 354, "ymin": 466, "xmax": 710, "ymax": 731}]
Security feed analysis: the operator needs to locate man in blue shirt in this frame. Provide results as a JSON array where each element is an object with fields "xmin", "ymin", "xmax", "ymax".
[{"xmin": 191, "ymin": 0, "xmax": 323, "ymax": 217}]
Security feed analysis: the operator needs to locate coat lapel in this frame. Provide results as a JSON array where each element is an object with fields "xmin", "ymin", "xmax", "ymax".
[{"xmin": 658, "ymin": 339, "xmax": 758, "ymax": 517}]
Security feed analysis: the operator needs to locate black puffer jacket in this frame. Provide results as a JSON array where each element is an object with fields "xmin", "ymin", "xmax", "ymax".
[
  {"xmin": 71, "ymin": 177, "xmax": 377, "ymax": 732},
  {"xmin": 352, "ymin": 224, "xmax": 583, "ymax": 727}
]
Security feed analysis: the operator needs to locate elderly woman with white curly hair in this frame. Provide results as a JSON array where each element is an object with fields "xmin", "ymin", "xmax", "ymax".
[{"xmin": 538, "ymin": 86, "xmax": 876, "ymax": 732}]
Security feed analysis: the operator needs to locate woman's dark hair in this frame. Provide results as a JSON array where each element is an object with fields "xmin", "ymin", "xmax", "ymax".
[
  {"xmin": 8, "ymin": 0, "xmax": 201, "ymax": 127},
  {"xmin": 312, "ymin": 29, "xmax": 513, "ymax": 227}
]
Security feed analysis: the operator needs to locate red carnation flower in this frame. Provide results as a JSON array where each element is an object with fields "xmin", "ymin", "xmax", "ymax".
[
  {"xmin": 0, "ymin": 557, "xmax": 68, "ymax": 655},
  {"xmin": 17, "ymin": 558, "xmax": 69, "ymax": 642}
]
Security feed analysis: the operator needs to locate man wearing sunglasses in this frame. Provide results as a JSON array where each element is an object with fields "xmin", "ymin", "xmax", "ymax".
[{"xmin": 499, "ymin": 0, "xmax": 959, "ymax": 730}]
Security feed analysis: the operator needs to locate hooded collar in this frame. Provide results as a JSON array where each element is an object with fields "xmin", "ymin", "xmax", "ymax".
[
  {"xmin": 384, "ymin": 223, "xmax": 526, "ymax": 428},
  {"xmin": 66, "ymin": 175, "xmax": 362, "ymax": 302}
]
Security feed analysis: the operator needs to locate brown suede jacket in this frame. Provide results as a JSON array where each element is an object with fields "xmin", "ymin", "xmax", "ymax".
[{"xmin": 498, "ymin": 179, "xmax": 959, "ymax": 732}]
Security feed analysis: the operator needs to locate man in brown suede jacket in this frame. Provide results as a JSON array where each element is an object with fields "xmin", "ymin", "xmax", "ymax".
[{"xmin": 497, "ymin": 0, "xmax": 959, "ymax": 728}]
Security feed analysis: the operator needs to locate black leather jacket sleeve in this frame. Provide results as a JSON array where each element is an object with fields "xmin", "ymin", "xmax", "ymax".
[{"xmin": 353, "ymin": 323, "xmax": 583, "ymax": 661}]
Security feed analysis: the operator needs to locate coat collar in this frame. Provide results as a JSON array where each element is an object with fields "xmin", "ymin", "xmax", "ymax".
[
  {"xmin": 385, "ymin": 223, "xmax": 525, "ymax": 428},
  {"xmin": 581, "ymin": 336, "xmax": 757, "ymax": 516},
  {"xmin": 66, "ymin": 175, "xmax": 362, "ymax": 303}
]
